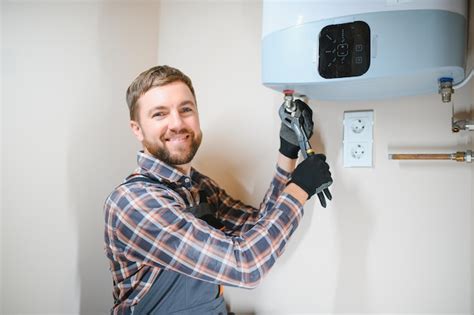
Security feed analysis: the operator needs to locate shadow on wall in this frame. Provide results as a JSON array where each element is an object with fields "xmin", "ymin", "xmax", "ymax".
[
  {"xmin": 193, "ymin": 146, "xmax": 257, "ymax": 205},
  {"xmin": 67, "ymin": 3, "xmax": 159, "ymax": 314}
]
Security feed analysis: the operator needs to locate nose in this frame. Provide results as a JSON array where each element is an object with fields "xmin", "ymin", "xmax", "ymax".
[{"xmin": 167, "ymin": 110, "xmax": 184, "ymax": 131}]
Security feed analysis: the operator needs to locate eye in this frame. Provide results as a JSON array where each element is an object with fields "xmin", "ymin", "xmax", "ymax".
[
  {"xmin": 152, "ymin": 112, "xmax": 166, "ymax": 118},
  {"xmin": 181, "ymin": 107, "xmax": 194, "ymax": 114}
]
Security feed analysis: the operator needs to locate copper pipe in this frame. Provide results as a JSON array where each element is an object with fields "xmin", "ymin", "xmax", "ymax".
[
  {"xmin": 389, "ymin": 151, "xmax": 472, "ymax": 163},
  {"xmin": 389, "ymin": 154, "xmax": 451, "ymax": 160}
]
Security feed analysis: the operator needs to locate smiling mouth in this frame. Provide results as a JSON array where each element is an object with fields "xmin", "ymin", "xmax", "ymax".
[{"xmin": 165, "ymin": 134, "xmax": 191, "ymax": 143}]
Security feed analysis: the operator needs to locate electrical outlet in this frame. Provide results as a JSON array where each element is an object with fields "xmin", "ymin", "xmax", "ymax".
[
  {"xmin": 351, "ymin": 118, "xmax": 366, "ymax": 134},
  {"xmin": 351, "ymin": 143, "xmax": 366, "ymax": 159},
  {"xmin": 343, "ymin": 110, "xmax": 374, "ymax": 167}
]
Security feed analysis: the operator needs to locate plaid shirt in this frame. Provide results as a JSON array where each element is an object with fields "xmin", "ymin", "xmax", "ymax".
[{"xmin": 104, "ymin": 151, "xmax": 304, "ymax": 314}]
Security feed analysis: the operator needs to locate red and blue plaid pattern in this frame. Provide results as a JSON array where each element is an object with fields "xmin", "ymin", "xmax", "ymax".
[{"xmin": 104, "ymin": 151, "xmax": 303, "ymax": 314}]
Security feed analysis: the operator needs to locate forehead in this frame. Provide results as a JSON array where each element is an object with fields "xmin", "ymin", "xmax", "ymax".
[{"xmin": 138, "ymin": 81, "xmax": 196, "ymax": 112}]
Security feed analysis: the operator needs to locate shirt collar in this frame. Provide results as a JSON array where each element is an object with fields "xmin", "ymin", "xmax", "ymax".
[{"xmin": 136, "ymin": 151, "xmax": 194, "ymax": 184}]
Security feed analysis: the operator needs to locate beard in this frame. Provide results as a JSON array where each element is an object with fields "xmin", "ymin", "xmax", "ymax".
[{"xmin": 143, "ymin": 129, "xmax": 202, "ymax": 166}]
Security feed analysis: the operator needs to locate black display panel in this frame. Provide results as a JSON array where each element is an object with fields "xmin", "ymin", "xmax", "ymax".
[{"xmin": 318, "ymin": 21, "xmax": 371, "ymax": 79}]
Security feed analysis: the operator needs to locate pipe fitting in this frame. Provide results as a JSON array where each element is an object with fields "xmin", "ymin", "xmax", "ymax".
[
  {"xmin": 464, "ymin": 150, "xmax": 472, "ymax": 163},
  {"xmin": 449, "ymin": 150, "xmax": 472, "ymax": 163},
  {"xmin": 452, "ymin": 119, "xmax": 474, "ymax": 132},
  {"xmin": 283, "ymin": 89, "xmax": 296, "ymax": 113},
  {"xmin": 438, "ymin": 77, "xmax": 454, "ymax": 103}
]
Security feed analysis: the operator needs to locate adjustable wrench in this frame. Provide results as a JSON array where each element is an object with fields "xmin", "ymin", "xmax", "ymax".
[{"xmin": 279, "ymin": 89, "xmax": 333, "ymax": 206}]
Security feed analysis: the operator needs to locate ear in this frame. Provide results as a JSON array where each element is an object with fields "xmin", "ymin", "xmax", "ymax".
[{"xmin": 130, "ymin": 120, "xmax": 144, "ymax": 142}]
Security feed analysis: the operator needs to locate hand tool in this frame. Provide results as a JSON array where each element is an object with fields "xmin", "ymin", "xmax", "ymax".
[{"xmin": 279, "ymin": 90, "xmax": 333, "ymax": 207}]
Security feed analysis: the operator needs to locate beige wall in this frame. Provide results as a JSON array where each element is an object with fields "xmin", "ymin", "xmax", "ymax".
[
  {"xmin": 1, "ymin": 0, "xmax": 473, "ymax": 314},
  {"xmin": 2, "ymin": 1, "xmax": 159, "ymax": 314},
  {"xmin": 0, "ymin": 0, "xmax": 3, "ymax": 311}
]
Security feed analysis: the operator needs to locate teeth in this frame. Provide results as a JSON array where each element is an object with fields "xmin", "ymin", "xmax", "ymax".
[{"xmin": 167, "ymin": 135, "xmax": 188, "ymax": 141}]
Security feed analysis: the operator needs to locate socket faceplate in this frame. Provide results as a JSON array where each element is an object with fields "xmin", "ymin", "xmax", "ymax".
[{"xmin": 343, "ymin": 110, "xmax": 374, "ymax": 167}]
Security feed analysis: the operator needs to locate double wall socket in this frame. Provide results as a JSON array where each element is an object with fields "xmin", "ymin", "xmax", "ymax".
[{"xmin": 343, "ymin": 110, "xmax": 374, "ymax": 167}]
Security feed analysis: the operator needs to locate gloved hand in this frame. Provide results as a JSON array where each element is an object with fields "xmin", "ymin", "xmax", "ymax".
[
  {"xmin": 279, "ymin": 99, "xmax": 314, "ymax": 159},
  {"xmin": 289, "ymin": 154, "xmax": 333, "ymax": 207}
]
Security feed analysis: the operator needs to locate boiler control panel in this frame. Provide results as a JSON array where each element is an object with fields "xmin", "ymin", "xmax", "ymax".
[{"xmin": 318, "ymin": 21, "xmax": 371, "ymax": 79}]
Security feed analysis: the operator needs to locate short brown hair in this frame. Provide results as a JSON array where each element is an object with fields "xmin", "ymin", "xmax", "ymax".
[{"xmin": 126, "ymin": 65, "xmax": 196, "ymax": 120}]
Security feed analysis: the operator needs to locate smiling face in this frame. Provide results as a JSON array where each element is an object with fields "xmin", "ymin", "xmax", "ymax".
[{"xmin": 130, "ymin": 81, "xmax": 202, "ymax": 173}]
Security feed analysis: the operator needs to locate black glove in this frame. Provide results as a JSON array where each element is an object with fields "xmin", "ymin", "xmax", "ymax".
[
  {"xmin": 289, "ymin": 154, "xmax": 333, "ymax": 207},
  {"xmin": 279, "ymin": 99, "xmax": 314, "ymax": 159}
]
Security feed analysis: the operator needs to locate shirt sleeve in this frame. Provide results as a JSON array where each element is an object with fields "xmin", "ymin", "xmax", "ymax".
[
  {"xmin": 107, "ymin": 180, "xmax": 303, "ymax": 289},
  {"xmin": 211, "ymin": 165, "xmax": 293, "ymax": 233}
]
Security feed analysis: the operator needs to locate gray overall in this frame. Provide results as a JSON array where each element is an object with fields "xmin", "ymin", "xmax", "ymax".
[
  {"xmin": 125, "ymin": 175, "xmax": 228, "ymax": 315},
  {"xmin": 132, "ymin": 269, "xmax": 227, "ymax": 314}
]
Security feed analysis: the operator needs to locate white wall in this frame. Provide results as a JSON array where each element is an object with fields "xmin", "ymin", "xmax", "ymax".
[
  {"xmin": 2, "ymin": 1, "xmax": 159, "ymax": 314},
  {"xmin": 1, "ymin": 0, "xmax": 473, "ymax": 314}
]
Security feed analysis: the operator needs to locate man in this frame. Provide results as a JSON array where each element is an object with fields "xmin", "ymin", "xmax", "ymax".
[{"xmin": 104, "ymin": 65, "xmax": 333, "ymax": 314}]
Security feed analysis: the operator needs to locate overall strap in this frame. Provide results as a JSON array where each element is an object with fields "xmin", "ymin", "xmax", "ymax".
[
  {"xmin": 122, "ymin": 174, "xmax": 225, "ymax": 230},
  {"xmin": 122, "ymin": 174, "xmax": 169, "ymax": 188}
]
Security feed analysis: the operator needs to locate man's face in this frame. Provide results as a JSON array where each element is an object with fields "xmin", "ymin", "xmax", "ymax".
[{"xmin": 130, "ymin": 81, "xmax": 202, "ymax": 167}]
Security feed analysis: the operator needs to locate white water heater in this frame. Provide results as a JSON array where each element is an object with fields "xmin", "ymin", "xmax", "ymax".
[{"xmin": 261, "ymin": 0, "xmax": 468, "ymax": 100}]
